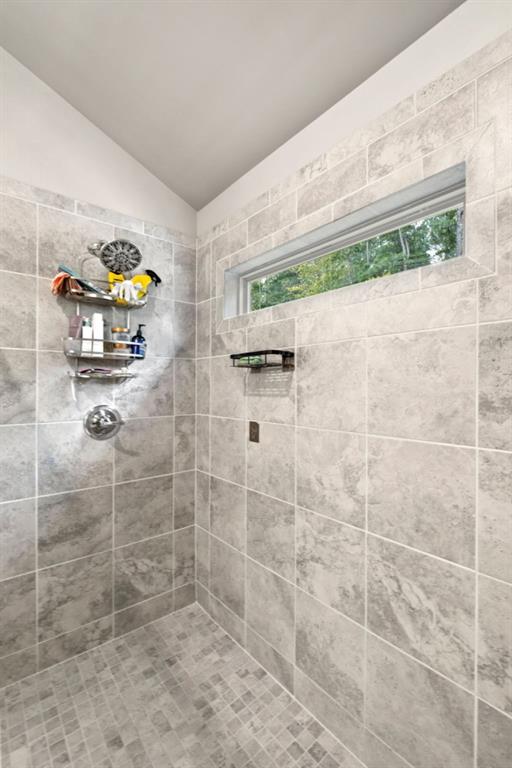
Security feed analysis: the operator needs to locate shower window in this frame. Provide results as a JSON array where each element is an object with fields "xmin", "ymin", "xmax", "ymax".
[{"xmin": 223, "ymin": 164, "xmax": 465, "ymax": 318}]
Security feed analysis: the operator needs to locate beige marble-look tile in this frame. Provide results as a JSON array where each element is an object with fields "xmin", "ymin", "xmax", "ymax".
[
  {"xmin": 114, "ymin": 589, "xmax": 175, "ymax": 636},
  {"xmin": 173, "ymin": 470, "xmax": 194, "ymax": 529},
  {"xmin": 367, "ymin": 634, "xmax": 474, "ymax": 768},
  {"xmin": 297, "ymin": 152, "xmax": 366, "ymax": 218},
  {"xmin": 478, "ymin": 450, "xmax": 512, "ymax": 583},
  {"xmin": 368, "ymin": 535, "xmax": 475, "ymax": 688},
  {"xmin": 296, "ymin": 507, "xmax": 364, "ymax": 624},
  {"xmin": 246, "ymin": 559, "xmax": 295, "ymax": 659},
  {"xmin": 0, "ymin": 498, "xmax": 35, "ymax": 580},
  {"xmin": 195, "ymin": 471, "xmax": 210, "ymax": 530},
  {"xmin": 478, "ymin": 575, "xmax": 512, "ymax": 714},
  {"xmin": 246, "ymin": 627, "xmax": 294, "ymax": 693},
  {"xmin": 174, "ymin": 358, "xmax": 194, "ymax": 415},
  {"xmin": 174, "ymin": 415, "xmax": 195, "ymax": 472},
  {"xmin": 479, "ymin": 274, "xmax": 512, "ymax": 323},
  {"xmin": 0, "ymin": 647, "xmax": 37, "ymax": 688},
  {"xmin": 115, "ymin": 356, "xmax": 174, "ymax": 418},
  {"xmin": 0, "ymin": 272, "xmax": 36, "ymax": 349},
  {"xmin": 479, "ymin": 321, "xmax": 512, "ymax": 451},
  {"xmin": 173, "ymin": 244, "xmax": 196, "ymax": 303},
  {"xmin": 38, "ymin": 421, "xmax": 112, "ymax": 495},
  {"xmin": 196, "ymin": 526, "xmax": 209, "ymax": 587},
  {"xmin": 38, "ymin": 206, "xmax": 114, "ymax": 279},
  {"xmin": 297, "ymin": 428, "xmax": 365, "ymax": 528},
  {"xmin": 114, "ymin": 533, "xmax": 173, "ymax": 610},
  {"xmin": 0, "ymin": 195, "xmax": 37, "ymax": 274},
  {"xmin": 0, "ymin": 573, "xmax": 36, "ymax": 655},
  {"xmin": 297, "ymin": 304, "xmax": 366, "ymax": 346},
  {"xmin": 38, "ymin": 486, "xmax": 112, "ymax": 568},
  {"xmin": 368, "ymin": 84, "xmax": 474, "ymax": 180},
  {"xmin": 196, "ymin": 299, "xmax": 212, "ymax": 358},
  {"xmin": 196, "ymin": 358, "xmax": 211, "ymax": 415},
  {"xmin": 210, "ymin": 475, "xmax": 246, "ymax": 552},
  {"xmin": 368, "ymin": 326, "xmax": 476, "ymax": 444},
  {"xmin": 210, "ymin": 536, "xmax": 245, "ymax": 618},
  {"xmin": 478, "ymin": 57, "xmax": 512, "ymax": 192},
  {"xmin": 114, "ymin": 417, "xmax": 173, "ymax": 482},
  {"xmin": 297, "ymin": 341, "xmax": 365, "ymax": 431},
  {"xmin": 247, "ymin": 422, "xmax": 294, "ymax": 503},
  {"xmin": 0, "ymin": 424, "xmax": 35, "ymax": 502},
  {"xmin": 210, "ymin": 417, "xmax": 245, "ymax": 485},
  {"xmin": 173, "ymin": 526, "xmax": 194, "ymax": 587},
  {"xmin": 210, "ymin": 355, "xmax": 246, "ymax": 418},
  {"xmin": 38, "ymin": 551, "xmax": 112, "ymax": 641},
  {"xmin": 367, "ymin": 280, "xmax": 476, "ymax": 336},
  {"xmin": 368, "ymin": 437, "xmax": 475, "ymax": 566},
  {"xmin": 248, "ymin": 193, "xmax": 295, "ymax": 243},
  {"xmin": 38, "ymin": 616, "xmax": 113, "ymax": 671},
  {"xmin": 296, "ymin": 589, "xmax": 364, "ymax": 719},
  {"xmin": 477, "ymin": 699, "xmax": 512, "ymax": 768},
  {"xmin": 114, "ymin": 474, "xmax": 172, "ymax": 547},
  {"xmin": 0, "ymin": 349, "xmax": 36, "ymax": 424},
  {"xmin": 246, "ymin": 490, "xmax": 294, "ymax": 581}
]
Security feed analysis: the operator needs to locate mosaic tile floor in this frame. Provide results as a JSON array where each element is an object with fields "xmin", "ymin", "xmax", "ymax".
[{"xmin": 0, "ymin": 604, "xmax": 359, "ymax": 768}]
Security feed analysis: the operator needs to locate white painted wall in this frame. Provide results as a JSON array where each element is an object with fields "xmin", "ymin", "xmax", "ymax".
[
  {"xmin": 0, "ymin": 48, "xmax": 196, "ymax": 235},
  {"xmin": 197, "ymin": 0, "xmax": 512, "ymax": 235}
]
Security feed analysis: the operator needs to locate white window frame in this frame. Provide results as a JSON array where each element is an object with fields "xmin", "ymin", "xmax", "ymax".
[{"xmin": 224, "ymin": 163, "xmax": 466, "ymax": 318}]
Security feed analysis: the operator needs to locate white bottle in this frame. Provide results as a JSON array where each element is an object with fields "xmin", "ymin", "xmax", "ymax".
[
  {"xmin": 92, "ymin": 312, "xmax": 104, "ymax": 356},
  {"xmin": 81, "ymin": 319, "xmax": 93, "ymax": 354}
]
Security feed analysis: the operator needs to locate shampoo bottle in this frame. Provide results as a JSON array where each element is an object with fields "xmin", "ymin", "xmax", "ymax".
[{"xmin": 131, "ymin": 324, "xmax": 146, "ymax": 358}]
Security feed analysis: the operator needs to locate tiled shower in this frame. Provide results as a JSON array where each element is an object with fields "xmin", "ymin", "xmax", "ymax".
[{"xmin": 1, "ymin": 28, "xmax": 511, "ymax": 768}]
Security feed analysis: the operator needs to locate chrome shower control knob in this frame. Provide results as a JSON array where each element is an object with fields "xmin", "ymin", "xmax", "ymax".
[{"xmin": 84, "ymin": 405, "xmax": 124, "ymax": 440}]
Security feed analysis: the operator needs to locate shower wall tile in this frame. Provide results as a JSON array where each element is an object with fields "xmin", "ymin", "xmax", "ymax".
[
  {"xmin": 196, "ymin": 526, "xmax": 209, "ymax": 587},
  {"xmin": 0, "ymin": 424, "xmax": 35, "ymax": 502},
  {"xmin": 38, "ymin": 421, "xmax": 112, "ymax": 494},
  {"xmin": 246, "ymin": 627, "xmax": 294, "ymax": 693},
  {"xmin": 296, "ymin": 304, "xmax": 366, "ymax": 345},
  {"xmin": 174, "ymin": 245, "xmax": 196, "ymax": 303},
  {"xmin": 247, "ymin": 422, "xmax": 294, "ymax": 502},
  {"xmin": 135, "ymin": 297, "xmax": 175, "ymax": 357},
  {"xmin": 210, "ymin": 417, "xmax": 245, "ymax": 484},
  {"xmin": 247, "ymin": 193, "xmax": 295, "ymax": 243},
  {"xmin": 477, "ymin": 699, "xmax": 512, "ymax": 768},
  {"xmin": 38, "ymin": 486, "xmax": 112, "ymax": 568},
  {"xmin": 0, "ymin": 195, "xmax": 37, "ymax": 274},
  {"xmin": 479, "ymin": 321, "xmax": 512, "ymax": 450},
  {"xmin": 210, "ymin": 476, "xmax": 246, "ymax": 552},
  {"xmin": 196, "ymin": 358, "xmax": 210, "ymax": 414},
  {"xmin": 114, "ymin": 589, "xmax": 175, "ymax": 637},
  {"xmin": 246, "ymin": 559, "xmax": 295, "ymax": 659},
  {"xmin": 173, "ymin": 526, "xmax": 195, "ymax": 587},
  {"xmin": 115, "ymin": 357, "xmax": 174, "ymax": 418},
  {"xmin": 38, "ymin": 551, "xmax": 112, "ymax": 641},
  {"xmin": 196, "ymin": 414, "xmax": 210, "ymax": 473},
  {"xmin": 114, "ymin": 533, "xmax": 173, "ymax": 610},
  {"xmin": 208, "ymin": 592, "xmax": 246, "ymax": 646},
  {"xmin": 174, "ymin": 301, "xmax": 196, "ymax": 358},
  {"xmin": 196, "ymin": 243, "xmax": 211, "ymax": 304},
  {"xmin": 0, "ymin": 647, "xmax": 37, "ymax": 689},
  {"xmin": 367, "ymin": 536, "xmax": 475, "ymax": 688},
  {"xmin": 0, "ymin": 573, "xmax": 36, "ymax": 656},
  {"xmin": 36, "ymin": 277, "xmax": 75, "ymax": 350},
  {"xmin": 38, "ymin": 615, "xmax": 113, "ymax": 670},
  {"xmin": 0, "ymin": 174, "xmax": 75, "ymax": 211},
  {"xmin": 246, "ymin": 490, "xmax": 294, "ymax": 581},
  {"xmin": 366, "ymin": 634, "xmax": 474, "ymax": 768},
  {"xmin": 0, "ymin": 273, "xmax": 36, "ymax": 349},
  {"xmin": 246, "ymin": 366, "xmax": 295, "ymax": 425},
  {"xmin": 211, "ymin": 355, "xmax": 246, "ymax": 418},
  {"xmin": 478, "ymin": 450, "xmax": 512, "ymax": 583},
  {"xmin": 174, "ymin": 415, "xmax": 196, "ymax": 472},
  {"xmin": 478, "ymin": 576, "xmax": 512, "ymax": 714},
  {"xmin": 114, "ymin": 416, "xmax": 173, "ymax": 482},
  {"xmin": 195, "ymin": 471, "xmax": 210, "ymax": 530},
  {"xmin": 210, "ymin": 537, "xmax": 245, "ymax": 618},
  {"xmin": 368, "ymin": 437, "xmax": 475, "ymax": 566},
  {"xmin": 114, "ymin": 474, "xmax": 172, "ymax": 546},
  {"xmin": 174, "ymin": 358, "xmax": 195, "ymax": 415},
  {"xmin": 296, "ymin": 428, "xmax": 365, "ymax": 527},
  {"xmin": 0, "ymin": 349, "xmax": 36, "ymax": 424},
  {"xmin": 173, "ymin": 470, "xmax": 195, "ymax": 529},
  {"xmin": 296, "ymin": 507, "xmax": 364, "ymax": 624},
  {"xmin": 196, "ymin": 300, "xmax": 212, "ymax": 358},
  {"xmin": 0, "ymin": 499, "xmax": 35, "ymax": 580},
  {"xmin": 479, "ymin": 273, "xmax": 512, "ymax": 323},
  {"xmin": 297, "ymin": 151, "xmax": 366, "ymax": 218}
]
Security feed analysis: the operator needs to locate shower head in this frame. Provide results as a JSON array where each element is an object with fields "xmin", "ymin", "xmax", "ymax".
[{"xmin": 87, "ymin": 239, "xmax": 142, "ymax": 274}]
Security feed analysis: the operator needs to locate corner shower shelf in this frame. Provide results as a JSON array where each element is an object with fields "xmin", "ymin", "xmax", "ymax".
[
  {"xmin": 63, "ymin": 287, "xmax": 147, "ymax": 309},
  {"xmin": 230, "ymin": 350, "xmax": 295, "ymax": 370},
  {"xmin": 63, "ymin": 338, "xmax": 145, "ymax": 362},
  {"xmin": 68, "ymin": 369, "xmax": 136, "ymax": 380}
]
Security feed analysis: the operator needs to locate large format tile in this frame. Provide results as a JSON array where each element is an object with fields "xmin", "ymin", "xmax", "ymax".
[
  {"xmin": 210, "ymin": 417, "xmax": 245, "ymax": 485},
  {"xmin": 114, "ymin": 533, "xmax": 173, "ymax": 610},
  {"xmin": 114, "ymin": 589, "xmax": 175, "ymax": 636},
  {"xmin": 479, "ymin": 321, "xmax": 512, "ymax": 450},
  {"xmin": 174, "ymin": 415, "xmax": 195, "ymax": 471},
  {"xmin": 196, "ymin": 358, "xmax": 210, "ymax": 414},
  {"xmin": 477, "ymin": 699, "xmax": 512, "ymax": 768},
  {"xmin": 38, "ymin": 551, "xmax": 112, "ymax": 641},
  {"xmin": 173, "ymin": 244, "xmax": 196, "ymax": 303},
  {"xmin": 210, "ymin": 537, "xmax": 245, "ymax": 618},
  {"xmin": 196, "ymin": 526, "xmax": 209, "ymax": 587},
  {"xmin": 36, "ymin": 276, "xmax": 75, "ymax": 350},
  {"xmin": 0, "ymin": 424, "xmax": 35, "ymax": 502},
  {"xmin": 210, "ymin": 475, "xmax": 246, "ymax": 551},
  {"xmin": 196, "ymin": 299, "xmax": 211, "ymax": 358},
  {"xmin": 248, "ymin": 193, "xmax": 295, "ymax": 242},
  {"xmin": 38, "ymin": 486, "xmax": 112, "ymax": 568},
  {"xmin": 368, "ymin": 536, "xmax": 475, "ymax": 688},
  {"xmin": 246, "ymin": 366, "xmax": 295, "ymax": 425},
  {"xmin": 368, "ymin": 437, "xmax": 475, "ymax": 566},
  {"xmin": 478, "ymin": 57, "xmax": 512, "ymax": 192},
  {"xmin": 173, "ymin": 526, "xmax": 195, "ymax": 587},
  {"xmin": 368, "ymin": 326, "xmax": 476, "ymax": 444},
  {"xmin": 38, "ymin": 421, "xmax": 112, "ymax": 495},
  {"xmin": 478, "ymin": 450, "xmax": 512, "ymax": 583},
  {"xmin": 0, "ymin": 647, "xmax": 37, "ymax": 689},
  {"xmin": 0, "ymin": 573, "xmax": 36, "ymax": 656},
  {"xmin": 173, "ymin": 470, "xmax": 195, "ymax": 529},
  {"xmin": 296, "ymin": 507, "xmax": 364, "ymax": 623},
  {"xmin": 115, "ymin": 474, "xmax": 172, "ymax": 546},
  {"xmin": 174, "ymin": 358, "xmax": 195, "ymax": 415},
  {"xmin": 195, "ymin": 471, "xmax": 210, "ymax": 530},
  {"xmin": 246, "ymin": 559, "xmax": 295, "ymax": 660},
  {"xmin": 247, "ymin": 490, "xmax": 294, "ymax": 580},
  {"xmin": 296, "ymin": 590, "xmax": 364, "ymax": 719},
  {"xmin": 0, "ymin": 273, "xmax": 36, "ymax": 349},
  {"xmin": 478, "ymin": 576, "xmax": 512, "ymax": 714},
  {"xmin": 297, "ymin": 304, "xmax": 366, "ymax": 345},
  {"xmin": 297, "ymin": 151, "xmax": 366, "ymax": 217},
  {"xmin": 133, "ymin": 297, "xmax": 175, "ymax": 357},
  {"xmin": 115, "ymin": 357, "xmax": 174, "ymax": 418},
  {"xmin": 247, "ymin": 422, "xmax": 295, "ymax": 502},
  {"xmin": 297, "ymin": 341, "xmax": 365, "ymax": 431},
  {"xmin": 367, "ymin": 634, "xmax": 474, "ymax": 768},
  {"xmin": 114, "ymin": 417, "xmax": 173, "ymax": 482},
  {"xmin": 246, "ymin": 627, "xmax": 294, "ymax": 693},
  {"xmin": 174, "ymin": 301, "xmax": 196, "ymax": 358},
  {"xmin": 297, "ymin": 428, "xmax": 365, "ymax": 527},
  {"xmin": 210, "ymin": 355, "xmax": 246, "ymax": 418},
  {"xmin": 0, "ymin": 499, "xmax": 35, "ymax": 579},
  {"xmin": 0, "ymin": 195, "xmax": 36, "ymax": 274},
  {"xmin": 0, "ymin": 349, "xmax": 36, "ymax": 424},
  {"xmin": 39, "ymin": 616, "xmax": 113, "ymax": 670}
]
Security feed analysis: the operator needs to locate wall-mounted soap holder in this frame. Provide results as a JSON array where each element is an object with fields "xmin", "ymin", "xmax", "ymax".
[{"xmin": 230, "ymin": 350, "xmax": 295, "ymax": 371}]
